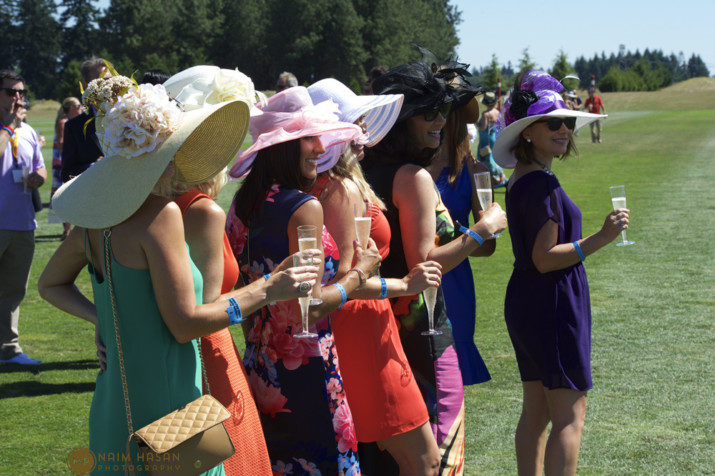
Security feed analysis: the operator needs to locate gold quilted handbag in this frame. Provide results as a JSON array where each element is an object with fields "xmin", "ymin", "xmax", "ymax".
[{"xmin": 102, "ymin": 230, "xmax": 236, "ymax": 475}]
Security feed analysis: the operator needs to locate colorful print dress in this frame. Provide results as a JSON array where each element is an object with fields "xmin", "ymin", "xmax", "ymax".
[
  {"xmin": 363, "ymin": 161, "xmax": 466, "ymax": 475},
  {"xmin": 226, "ymin": 184, "xmax": 360, "ymax": 475}
]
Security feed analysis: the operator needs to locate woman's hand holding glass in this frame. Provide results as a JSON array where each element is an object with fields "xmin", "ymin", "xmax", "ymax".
[
  {"xmin": 474, "ymin": 202, "xmax": 507, "ymax": 238},
  {"xmin": 403, "ymin": 261, "xmax": 442, "ymax": 295},
  {"xmin": 266, "ymin": 250, "xmax": 321, "ymax": 302},
  {"xmin": 599, "ymin": 209, "xmax": 630, "ymax": 244},
  {"xmin": 352, "ymin": 237, "xmax": 381, "ymax": 280}
]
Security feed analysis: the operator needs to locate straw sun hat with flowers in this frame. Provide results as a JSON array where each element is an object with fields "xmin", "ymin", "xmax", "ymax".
[
  {"xmin": 493, "ymin": 70, "xmax": 605, "ymax": 169},
  {"xmin": 52, "ymin": 76, "xmax": 250, "ymax": 229}
]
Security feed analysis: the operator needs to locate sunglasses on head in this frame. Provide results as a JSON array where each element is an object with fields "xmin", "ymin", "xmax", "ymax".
[
  {"xmin": 535, "ymin": 117, "xmax": 577, "ymax": 131},
  {"xmin": 423, "ymin": 103, "xmax": 451, "ymax": 122},
  {"xmin": 2, "ymin": 88, "xmax": 28, "ymax": 97}
]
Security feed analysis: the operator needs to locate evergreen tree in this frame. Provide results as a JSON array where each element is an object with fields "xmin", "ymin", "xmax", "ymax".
[
  {"xmin": 687, "ymin": 54, "xmax": 710, "ymax": 78},
  {"xmin": 549, "ymin": 50, "xmax": 575, "ymax": 83},
  {"xmin": 480, "ymin": 54, "xmax": 500, "ymax": 92},
  {"xmin": 518, "ymin": 47, "xmax": 536, "ymax": 73},
  {"xmin": 15, "ymin": 0, "xmax": 61, "ymax": 98},
  {"xmin": 0, "ymin": 1, "xmax": 19, "ymax": 71},
  {"xmin": 59, "ymin": 0, "xmax": 100, "ymax": 65}
]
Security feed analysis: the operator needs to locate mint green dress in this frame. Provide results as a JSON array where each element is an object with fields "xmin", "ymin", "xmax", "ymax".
[{"xmin": 86, "ymin": 232, "xmax": 224, "ymax": 475}]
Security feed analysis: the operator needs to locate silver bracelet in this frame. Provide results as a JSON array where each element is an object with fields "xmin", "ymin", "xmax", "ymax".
[{"xmin": 348, "ymin": 267, "xmax": 367, "ymax": 286}]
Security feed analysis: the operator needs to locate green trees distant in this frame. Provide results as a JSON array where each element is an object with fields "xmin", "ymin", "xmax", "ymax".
[{"xmin": 0, "ymin": 0, "xmax": 461, "ymax": 99}]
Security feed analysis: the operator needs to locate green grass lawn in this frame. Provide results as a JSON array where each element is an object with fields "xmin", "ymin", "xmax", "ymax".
[{"xmin": 1, "ymin": 92, "xmax": 713, "ymax": 474}]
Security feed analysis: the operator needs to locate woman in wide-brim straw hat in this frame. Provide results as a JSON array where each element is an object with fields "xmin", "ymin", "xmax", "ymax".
[
  {"xmin": 226, "ymin": 86, "xmax": 381, "ymax": 474},
  {"xmin": 360, "ymin": 61, "xmax": 507, "ymax": 475},
  {"xmin": 494, "ymin": 70, "xmax": 628, "ymax": 475},
  {"xmin": 162, "ymin": 65, "xmax": 271, "ymax": 476},
  {"xmin": 307, "ymin": 78, "xmax": 445, "ymax": 473},
  {"xmin": 38, "ymin": 80, "xmax": 320, "ymax": 475}
]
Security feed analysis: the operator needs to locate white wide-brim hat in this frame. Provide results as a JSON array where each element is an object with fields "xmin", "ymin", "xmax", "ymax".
[
  {"xmin": 53, "ymin": 100, "xmax": 249, "ymax": 228},
  {"xmin": 307, "ymin": 78, "xmax": 403, "ymax": 172},
  {"xmin": 493, "ymin": 109, "xmax": 606, "ymax": 169}
]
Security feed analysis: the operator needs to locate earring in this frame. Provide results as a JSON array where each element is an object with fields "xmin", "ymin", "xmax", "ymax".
[{"xmin": 526, "ymin": 138, "xmax": 532, "ymax": 143}]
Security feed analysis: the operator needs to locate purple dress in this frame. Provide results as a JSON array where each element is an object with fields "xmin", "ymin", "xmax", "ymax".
[{"xmin": 504, "ymin": 171, "xmax": 592, "ymax": 391}]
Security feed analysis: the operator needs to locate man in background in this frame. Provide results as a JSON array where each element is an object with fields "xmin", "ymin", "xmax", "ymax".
[
  {"xmin": 583, "ymin": 87, "xmax": 606, "ymax": 143},
  {"xmin": 0, "ymin": 70, "xmax": 46, "ymax": 366},
  {"xmin": 275, "ymin": 71, "xmax": 298, "ymax": 92}
]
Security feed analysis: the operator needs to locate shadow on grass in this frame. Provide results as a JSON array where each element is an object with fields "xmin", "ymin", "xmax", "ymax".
[
  {"xmin": 0, "ymin": 380, "xmax": 94, "ymax": 399},
  {"xmin": 35, "ymin": 233, "xmax": 63, "ymax": 242},
  {"xmin": 0, "ymin": 359, "xmax": 98, "ymax": 374}
]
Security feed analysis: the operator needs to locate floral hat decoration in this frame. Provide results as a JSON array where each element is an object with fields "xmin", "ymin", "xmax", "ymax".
[
  {"xmin": 228, "ymin": 86, "xmax": 364, "ymax": 178},
  {"xmin": 53, "ymin": 73, "xmax": 250, "ymax": 229},
  {"xmin": 492, "ymin": 70, "xmax": 606, "ymax": 168}
]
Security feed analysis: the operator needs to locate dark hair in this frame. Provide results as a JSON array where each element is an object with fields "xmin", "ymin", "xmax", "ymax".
[
  {"xmin": 512, "ymin": 131, "xmax": 578, "ymax": 165},
  {"xmin": 440, "ymin": 107, "xmax": 472, "ymax": 184},
  {"xmin": 232, "ymin": 139, "xmax": 311, "ymax": 224},
  {"xmin": 364, "ymin": 118, "xmax": 441, "ymax": 168},
  {"xmin": 0, "ymin": 70, "xmax": 25, "ymax": 85},
  {"xmin": 80, "ymin": 57, "xmax": 107, "ymax": 84},
  {"xmin": 368, "ymin": 65, "xmax": 388, "ymax": 81},
  {"xmin": 141, "ymin": 70, "xmax": 171, "ymax": 85}
]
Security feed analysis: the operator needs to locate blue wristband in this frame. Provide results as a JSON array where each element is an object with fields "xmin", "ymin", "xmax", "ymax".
[
  {"xmin": 458, "ymin": 224, "xmax": 484, "ymax": 246},
  {"xmin": 263, "ymin": 273, "xmax": 271, "ymax": 281},
  {"xmin": 573, "ymin": 241, "xmax": 586, "ymax": 262},
  {"xmin": 379, "ymin": 277, "xmax": 387, "ymax": 299},
  {"xmin": 1, "ymin": 125, "xmax": 14, "ymax": 138},
  {"xmin": 226, "ymin": 297, "xmax": 244, "ymax": 325},
  {"xmin": 332, "ymin": 283, "xmax": 347, "ymax": 310}
]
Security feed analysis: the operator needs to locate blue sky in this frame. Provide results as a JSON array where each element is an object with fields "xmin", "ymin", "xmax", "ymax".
[{"xmin": 453, "ymin": 0, "xmax": 715, "ymax": 75}]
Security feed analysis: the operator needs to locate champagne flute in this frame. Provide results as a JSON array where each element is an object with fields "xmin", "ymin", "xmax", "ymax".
[
  {"xmin": 420, "ymin": 286, "xmax": 442, "ymax": 336},
  {"xmin": 297, "ymin": 225, "xmax": 323, "ymax": 305},
  {"xmin": 474, "ymin": 172, "xmax": 501, "ymax": 238},
  {"xmin": 292, "ymin": 252, "xmax": 318, "ymax": 339},
  {"xmin": 609, "ymin": 185, "xmax": 635, "ymax": 246},
  {"xmin": 354, "ymin": 202, "xmax": 371, "ymax": 246}
]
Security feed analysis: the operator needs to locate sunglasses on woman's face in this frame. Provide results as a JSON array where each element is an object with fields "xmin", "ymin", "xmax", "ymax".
[
  {"xmin": 535, "ymin": 117, "xmax": 577, "ymax": 131},
  {"xmin": 423, "ymin": 103, "xmax": 451, "ymax": 122}
]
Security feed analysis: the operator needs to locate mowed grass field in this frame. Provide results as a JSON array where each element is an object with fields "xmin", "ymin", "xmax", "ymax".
[{"xmin": 1, "ymin": 78, "xmax": 713, "ymax": 474}]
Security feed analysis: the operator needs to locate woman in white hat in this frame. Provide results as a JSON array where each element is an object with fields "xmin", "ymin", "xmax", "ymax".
[
  {"xmin": 38, "ymin": 80, "xmax": 319, "ymax": 475},
  {"xmin": 162, "ymin": 65, "xmax": 272, "ymax": 475},
  {"xmin": 494, "ymin": 70, "xmax": 628, "ymax": 475},
  {"xmin": 226, "ymin": 86, "xmax": 381, "ymax": 474},
  {"xmin": 308, "ymin": 78, "xmax": 445, "ymax": 473}
]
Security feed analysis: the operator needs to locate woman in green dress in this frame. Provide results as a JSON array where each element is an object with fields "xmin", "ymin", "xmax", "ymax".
[{"xmin": 39, "ymin": 80, "xmax": 320, "ymax": 474}]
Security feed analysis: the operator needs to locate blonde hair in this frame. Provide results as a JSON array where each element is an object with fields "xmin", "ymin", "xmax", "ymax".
[
  {"xmin": 55, "ymin": 97, "xmax": 80, "ymax": 126},
  {"xmin": 153, "ymin": 165, "xmax": 229, "ymax": 200},
  {"xmin": 327, "ymin": 146, "xmax": 385, "ymax": 209}
]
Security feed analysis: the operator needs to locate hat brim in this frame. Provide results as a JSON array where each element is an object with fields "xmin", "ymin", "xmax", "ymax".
[
  {"xmin": 493, "ymin": 109, "xmax": 606, "ymax": 169},
  {"xmin": 53, "ymin": 100, "xmax": 249, "ymax": 228},
  {"xmin": 228, "ymin": 123, "xmax": 363, "ymax": 178}
]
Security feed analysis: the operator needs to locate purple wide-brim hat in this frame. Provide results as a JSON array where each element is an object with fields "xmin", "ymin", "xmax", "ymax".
[
  {"xmin": 493, "ymin": 108, "xmax": 605, "ymax": 169},
  {"xmin": 228, "ymin": 86, "xmax": 364, "ymax": 178}
]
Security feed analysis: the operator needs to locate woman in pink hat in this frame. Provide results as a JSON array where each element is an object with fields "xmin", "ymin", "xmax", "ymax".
[{"xmin": 226, "ymin": 86, "xmax": 381, "ymax": 474}]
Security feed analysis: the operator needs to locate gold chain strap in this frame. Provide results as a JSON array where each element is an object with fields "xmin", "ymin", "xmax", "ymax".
[{"xmin": 103, "ymin": 229, "xmax": 135, "ymax": 436}]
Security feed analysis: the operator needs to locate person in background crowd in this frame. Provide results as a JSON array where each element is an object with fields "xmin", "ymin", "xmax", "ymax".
[
  {"xmin": 40, "ymin": 81, "xmax": 319, "ymax": 475},
  {"xmin": 50, "ymin": 97, "xmax": 82, "ymax": 239},
  {"xmin": 583, "ymin": 87, "xmax": 606, "ymax": 143},
  {"xmin": 227, "ymin": 86, "xmax": 380, "ymax": 474},
  {"xmin": 493, "ymin": 70, "xmax": 625, "ymax": 476},
  {"xmin": 363, "ymin": 65, "xmax": 388, "ymax": 94},
  {"xmin": 362, "ymin": 62, "xmax": 507, "ymax": 474},
  {"xmin": 308, "ymin": 78, "xmax": 444, "ymax": 475},
  {"xmin": 477, "ymin": 91, "xmax": 508, "ymax": 186},
  {"xmin": 141, "ymin": 69, "xmax": 171, "ymax": 85},
  {"xmin": 275, "ymin": 71, "xmax": 298, "ymax": 92},
  {"xmin": 0, "ymin": 70, "xmax": 47, "ymax": 366},
  {"xmin": 60, "ymin": 57, "xmax": 109, "ymax": 184}
]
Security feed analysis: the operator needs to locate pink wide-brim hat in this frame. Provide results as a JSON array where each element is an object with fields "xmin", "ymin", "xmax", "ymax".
[{"xmin": 228, "ymin": 86, "xmax": 364, "ymax": 178}]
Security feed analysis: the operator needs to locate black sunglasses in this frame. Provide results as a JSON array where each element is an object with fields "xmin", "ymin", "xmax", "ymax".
[
  {"xmin": 535, "ymin": 117, "xmax": 577, "ymax": 131},
  {"xmin": 2, "ymin": 88, "xmax": 28, "ymax": 97},
  {"xmin": 423, "ymin": 103, "xmax": 451, "ymax": 122}
]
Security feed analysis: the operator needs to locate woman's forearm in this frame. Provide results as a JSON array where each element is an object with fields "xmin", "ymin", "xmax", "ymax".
[
  {"xmin": 38, "ymin": 284, "xmax": 98, "ymax": 325},
  {"xmin": 533, "ymin": 230, "xmax": 610, "ymax": 274}
]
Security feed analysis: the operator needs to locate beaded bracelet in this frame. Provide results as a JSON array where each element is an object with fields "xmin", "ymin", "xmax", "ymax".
[
  {"xmin": 332, "ymin": 283, "xmax": 347, "ymax": 310},
  {"xmin": 226, "ymin": 297, "xmax": 244, "ymax": 325},
  {"xmin": 379, "ymin": 277, "xmax": 387, "ymax": 299},
  {"xmin": 573, "ymin": 241, "xmax": 586, "ymax": 262}
]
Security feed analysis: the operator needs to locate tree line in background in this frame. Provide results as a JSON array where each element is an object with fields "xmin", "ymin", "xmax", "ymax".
[
  {"xmin": 1, "ymin": 0, "xmax": 461, "ymax": 100},
  {"xmin": 474, "ymin": 47, "xmax": 710, "ymax": 94}
]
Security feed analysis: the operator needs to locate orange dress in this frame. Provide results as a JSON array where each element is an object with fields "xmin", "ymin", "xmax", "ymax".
[
  {"xmin": 320, "ymin": 183, "xmax": 429, "ymax": 442},
  {"xmin": 175, "ymin": 190, "xmax": 272, "ymax": 476}
]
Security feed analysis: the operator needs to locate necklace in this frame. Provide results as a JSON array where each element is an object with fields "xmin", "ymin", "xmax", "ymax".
[{"xmin": 532, "ymin": 158, "xmax": 554, "ymax": 176}]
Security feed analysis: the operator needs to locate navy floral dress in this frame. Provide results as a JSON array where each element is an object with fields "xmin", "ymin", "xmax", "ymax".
[{"xmin": 226, "ymin": 184, "xmax": 360, "ymax": 475}]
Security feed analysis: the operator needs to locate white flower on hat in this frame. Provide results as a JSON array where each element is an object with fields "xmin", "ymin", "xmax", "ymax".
[
  {"xmin": 173, "ymin": 68, "xmax": 262, "ymax": 111},
  {"xmin": 100, "ymin": 84, "xmax": 181, "ymax": 159}
]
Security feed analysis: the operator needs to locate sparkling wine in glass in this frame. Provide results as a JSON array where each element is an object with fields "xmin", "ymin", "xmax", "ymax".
[
  {"xmin": 474, "ymin": 172, "xmax": 501, "ymax": 238},
  {"xmin": 297, "ymin": 225, "xmax": 323, "ymax": 305},
  {"xmin": 354, "ymin": 203, "xmax": 371, "ymax": 246},
  {"xmin": 609, "ymin": 185, "xmax": 635, "ymax": 246},
  {"xmin": 420, "ymin": 286, "xmax": 442, "ymax": 336},
  {"xmin": 292, "ymin": 252, "xmax": 318, "ymax": 339}
]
